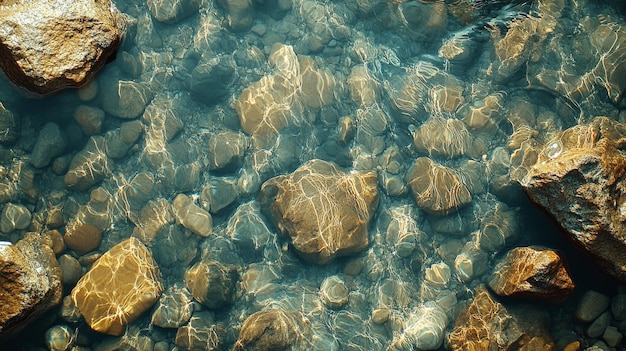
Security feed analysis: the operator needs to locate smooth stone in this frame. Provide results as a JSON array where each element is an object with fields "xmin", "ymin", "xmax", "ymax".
[
  {"xmin": 612, "ymin": 294, "xmax": 626, "ymax": 320},
  {"xmin": 224, "ymin": 201, "xmax": 273, "ymax": 261},
  {"xmin": 186, "ymin": 55, "xmax": 237, "ymax": 104},
  {"xmin": 147, "ymin": 0, "xmax": 202, "ymax": 23},
  {"xmin": 151, "ymin": 285, "xmax": 194, "ymax": 329},
  {"xmin": 0, "ymin": 233, "xmax": 62, "ymax": 341},
  {"xmin": 320, "ymin": 275, "xmax": 350, "ymax": 309},
  {"xmin": 603, "ymin": 325, "xmax": 623, "ymax": 347},
  {"xmin": 259, "ymin": 159, "xmax": 379, "ymax": 265},
  {"xmin": 200, "ymin": 178, "xmax": 238, "ymax": 214},
  {"xmin": 45, "ymin": 325, "xmax": 73, "ymax": 351},
  {"xmin": 174, "ymin": 312, "xmax": 223, "ymax": 350},
  {"xmin": 104, "ymin": 120, "xmax": 143, "ymax": 159},
  {"xmin": 587, "ymin": 311, "xmax": 612, "ymax": 339},
  {"xmin": 576, "ymin": 290, "xmax": 610, "ymax": 322},
  {"xmin": 390, "ymin": 301, "xmax": 448, "ymax": 351},
  {"xmin": 63, "ymin": 222, "xmax": 102, "ymax": 255},
  {"xmin": 43, "ymin": 229, "xmax": 65, "ymax": 255},
  {"xmin": 184, "ymin": 260, "xmax": 238, "ymax": 309},
  {"xmin": 233, "ymin": 309, "xmax": 299, "ymax": 351},
  {"xmin": 57, "ymin": 254, "xmax": 82, "ymax": 286},
  {"xmin": 454, "ymin": 242, "xmax": 488, "ymax": 282},
  {"xmin": 172, "ymin": 194, "xmax": 212, "ymax": 237},
  {"xmin": 206, "ymin": 130, "xmax": 246, "ymax": 171},
  {"xmin": 101, "ymin": 71, "xmax": 151, "ymax": 119},
  {"xmin": 60, "ymin": 296, "xmax": 81, "ymax": 324},
  {"xmin": 0, "ymin": 103, "xmax": 19, "ymax": 145},
  {"xmin": 216, "ymin": 0, "xmax": 255, "ymax": 32},
  {"xmin": 0, "ymin": 0, "xmax": 124, "ymax": 94},
  {"xmin": 77, "ymin": 80, "xmax": 98, "ymax": 101},
  {"xmin": 71, "ymin": 237, "xmax": 162, "ymax": 336},
  {"xmin": 64, "ymin": 136, "xmax": 111, "ymax": 191},
  {"xmin": 73, "ymin": 105, "xmax": 104, "ymax": 135},
  {"xmin": 0, "ymin": 202, "xmax": 31, "ymax": 233},
  {"xmin": 31, "ymin": 122, "xmax": 67, "ymax": 168},
  {"xmin": 424, "ymin": 262, "xmax": 451, "ymax": 289}
]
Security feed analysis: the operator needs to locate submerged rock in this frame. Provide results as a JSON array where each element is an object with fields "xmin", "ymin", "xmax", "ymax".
[
  {"xmin": 260, "ymin": 159, "xmax": 379, "ymax": 264},
  {"xmin": 71, "ymin": 237, "xmax": 162, "ymax": 336},
  {"xmin": 0, "ymin": 233, "xmax": 62, "ymax": 341},
  {"xmin": 407, "ymin": 157, "xmax": 471, "ymax": 215},
  {"xmin": 151, "ymin": 285, "xmax": 194, "ymax": 329},
  {"xmin": 0, "ymin": 0, "xmax": 124, "ymax": 94},
  {"xmin": 521, "ymin": 117, "xmax": 626, "ymax": 281},
  {"xmin": 389, "ymin": 301, "xmax": 448, "ymax": 351},
  {"xmin": 488, "ymin": 246, "xmax": 575, "ymax": 302},
  {"xmin": 175, "ymin": 311, "xmax": 224, "ymax": 351},
  {"xmin": 184, "ymin": 260, "xmax": 238, "ymax": 309},
  {"xmin": 64, "ymin": 136, "xmax": 111, "ymax": 191},
  {"xmin": 30, "ymin": 122, "xmax": 67, "ymax": 168},
  {"xmin": 147, "ymin": 0, "xmax": 202, "ymax": 24},
  {"xmin": 234, "ymin": 309, "xmax": 300, "ymax": 351}
]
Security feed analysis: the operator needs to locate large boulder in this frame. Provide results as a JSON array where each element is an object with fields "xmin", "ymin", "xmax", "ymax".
[
  {"xmin": 487, "ymin": 246, "xmax": 575, "ymax": 302},
  {"xmin": 0, "ymin": 233, "xmax": 62, "ymax": 341},
  {"xmin": 521, "ymin": 117, "xmax": 626, "ymax": 281},
  {"xmin": 260, "ymin": 159, "xmax": 379, "ymax": 265},
  {"xmin": 0, "ymin": 0, "xmax": 124, "ymax": 94},
  {"xmin": 71, "ymin": 237, "xmax": 162, "ymax": 336}
]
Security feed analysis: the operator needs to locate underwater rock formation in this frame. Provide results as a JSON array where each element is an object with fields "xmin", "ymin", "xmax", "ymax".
[
  {"xmin": 71, "ymin": 237, "xmax": 162, "ymax": 336},
  {"xmin": 260, "ymin": 159, "xmax": 379, "ymax": 264},
  {"xmin": 522, "ymin": 117, "xmax": 626, "ymax": 281},
  {"xmin": 488, "ymin": 246, "xmax": 575, "ymax": 302},
  {"xmin": 0, "ymin": 0, "xmax": 124, "ymax": 94},
  {"xmin": 0, "ymin": 233, "xmax": 62, "ymax": 341},
  {"xmin": 234, "ymin": 309, "xmax": 301, "ymax": 351}
]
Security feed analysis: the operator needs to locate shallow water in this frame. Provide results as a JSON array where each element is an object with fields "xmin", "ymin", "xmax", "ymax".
[{"xmin": 2, "ymin": 0, "xmax": 626, "ymax": 350}]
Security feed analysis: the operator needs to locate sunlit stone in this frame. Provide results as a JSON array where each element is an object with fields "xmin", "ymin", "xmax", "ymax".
[
  {"xmin": 320, "ymin": 275, "xmax": 350, "ymax": 309},
  {"xmin": 424, "ymin": 262, "xmax": 451, "ymax": 289},
  {"xmin": 71, "ymin": 237, "xmax": 162, "ymax": 336},
  {"xmin": 389, "ymin": 301, "xmax": 448, "ymax": 351}
]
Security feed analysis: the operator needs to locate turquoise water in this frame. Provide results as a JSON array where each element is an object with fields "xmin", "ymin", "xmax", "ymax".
[{"xmin": 2, "ymin": 0, "xmax": 626, "ymax": 350}]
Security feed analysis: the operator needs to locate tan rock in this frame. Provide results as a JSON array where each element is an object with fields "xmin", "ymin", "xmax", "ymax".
[
  {"xmin": 172, "ymin": 194, "xmax": 212, "ymax": 237},
  {"xmin": 407, "ymin": 157, "xmax": 471, "ymax": 215},
  {"xmin": 71, "ymin": 237, "xmax": 162, "ymax": 336},
  {"xmin": 184, "ymin": 260, "xmax": 238, "ymax": 309},
  {"xmin": 0, "ymin": 233, "xmax": 62, "ymax": 341},
  {"xmin": 488, "ymin": 246, "xmax": 574, "ymax": 302},
  {"xmin": 234, "ymin": 309, "xmax": 300, "ymax": 351},
  {"xmin": 412, "ymin": 116, "xmax": 484, "ymax": 159},
  {"xmin": 522, "ymin": 117, "xmax": 626, "ymax": 281},
  {"xmin": 63, "ymin": 221, "xmax": 102, "ymax": 255},
  {"xmin": 260, "ymin": 159, "xmax": 379, "ymax": 264},
  {"xmin": 0, "ymin": 0, "xmax": 124, "ymax": 94}
]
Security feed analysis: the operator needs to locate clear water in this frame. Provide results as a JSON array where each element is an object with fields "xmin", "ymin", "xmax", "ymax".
[{"xmin": 2, "ymin": 0, "xmax": 626, "ymax": 350}]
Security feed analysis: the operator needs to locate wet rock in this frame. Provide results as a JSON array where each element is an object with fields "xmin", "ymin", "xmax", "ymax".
[
  {"xmin": 57, "ymin": 254, "xmax": 82, "ymax": 286},
  {"xmin": 71, "ymin": 237, "xmax": 162, "ymax": 336},
  {"xmin": 320, "ymin": 275, "xmax": 350, "ymax": 309},
  {"xmin": 576, "ymin": 290, "xmax": 610, "ymax": 323},
  {"xmin": 389, "ymin": 301, "xmax": 448, "ymax": 351},
  {"xmin": 612, "ymin": 294, "xmax": 626, "ymax": 320},
  {"xmin": 413, "ymin": 117, "xmax": 483, "ymax": 159},
  {"xmin": 260, "ymin": 159, "xmax": 379, "ymax": 265},
  {"xmin": 216, "ymin": 0, "xmax": 255, "ymax": 32},
  {"xmin": 587, "ymin": 311, "xmax": 611, "ymax": 339},
  {"xmin": 448, "ymin": 286, "xmax": 555, "ymax": 350},
  {"xmin": 73, "ymin": 105, "xmax": 104, "ymax": 135},
  {"xmin": 347, "ymin": 65, "xmax": 381, "ymax": 107},
  {"xmin": 234, "ymin": 309, "xmax": 299, "ymax": 351},
  {"xmin": 299, "ymin": 56, "xmax": 336, "ymax": 109},
  {"xmin": 0, "ymin": 202, "xmax": 31, "ymax": 233},
  {"xmin": 132, "ymin": 198, "xmax": 174, "ymax": 244},
  {"xmin": 225, "ymin": 201, "xmax": 273, "ymax": 261},
  {"xmin": 0, "ymin": 0, "xmax": 124, "ymax": 94},
  {"xmin": 424, "ymin": 262, "xmax": 451, "ymax": 289},
  {"xmin": 475, "ymin": 202, "xmax": 519, "ymax": 252},
  {"xmin": 488, "ymin": 246, "xmax": 575, "ymax": 302},
  {"xmin": 521, "ymin": 117, "xmax": 626, "ymax": 281},
  {"xmin": 141, "ymin": 93, "xmax": 184, "ymax": 168},
  {"xmin": 184, "ymin": 260, "xmax": 238, "ymax": 309},
  {"xmin": 147, "ymin": 0, "xmax": 202, "ymax": 24},
  {"xmin": 454, "ymin": 242, "xmax": 489, "ymax": 282},
  {"xmin": 172, "ymin": 194, "xmax": 212, "ymax": 237},
  {"xmin": 64, "ymin": 136, "xmax": 111, "ymax": 191},
  {"xmin": 0, "ymin": 233, "xmax": 62, "ymax": 341},
  {"xmin": 101, "ymin": 73, "xmax": 152, "ymax": 119},
  {"xmin": 45, "ymin": 325, "xmax": 74, "ymax": 351},
  {"xmin": 0, "ymin": 103, "xmax": 19, "ymax": 145},
  {"xmin": 201, "ymin": 177, "xmax": 238, "ymax": 213},
  {"xmin": 603, "ymin": 326, "xmax": 622, "ymax": 347},
  {"xmin": 207, "ymin": 130, "xmax": 246, "ymax": 172},
  {"xmin": 63, "ymin": 221, "xmax": 102, "ymax": 255},
  {"xmin": 151, "ymin": 285, "xmax": 194, "ymax": 329},
  {"xmin": 104, "ymin": 120, "xmax": 144, "ymax": 159},
  {"xmin": 31, "ymin": 122, "xmax": 67, "ymax": 168},
  {"xmin": 187, "ymin": 55, "xmax": 237, "ymax": 104},
  {"xmin": 407, "ymin": 157, "xmax": 471, "ymax": 215},
  {"xmin": 175, "ymin": 311, "xmax": 223, "ymax": 351}
]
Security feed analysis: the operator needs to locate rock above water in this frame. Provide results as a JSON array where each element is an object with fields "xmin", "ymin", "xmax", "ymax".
[
  {"xmin": 71, "ymin": 237, "xmax": 162, "ymax": 336},
  {"xmin": 0, "ymin": 0, "xmax": 124, "ymax": 94},
  {"xmin": 260, "ymin": 159, "xmax": 379, "ymax": 265},
  {"xmin": 521, "ymin": 117, "xmax": 626, "ymax": 281},
  {"xmin": 448, "ymin": 286, "xmax": 555, "ymax": 350},
  {"xmin": 0, "ymin": 233, "xmax": 62, "ymax": 341},
  {"xmin": 233, "ymin": 309, "xmax": 299, "ymax": 351},
  {"xmin": 487, "ymin": 246, "xmax": 575, "ymax": 302}
]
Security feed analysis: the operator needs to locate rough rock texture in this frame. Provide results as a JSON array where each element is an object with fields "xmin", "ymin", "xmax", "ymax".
[
  {"xmin": 71, "ymin": 237, "xmax": 162, "ymax": 336},
  {"xmin": 0, "ymin": 233, "xmax": 62, "ymax": 341},
  {"xmin": 448, "ymin": 286, "xmax": 555, "ymax": 350},
  {"xmin": 407, "ymin": 157, "xmax": 471, "ymax": 215},
  {"xmin": 260, "ymin": 159, "xmax": 379, "ymax": 265},
  {"xmin": 521, "ymin": 117, "xmax": 626, "ymax": 281},
  {"xmin": 488, "ymin": 246, "xmax": 575, "ymax": 302},
  {"xmin": 233, "ymin": 309, "xmax": 299, "ymax": 351},
  {"xmin": 0, "ymin": 0, "xmax": 124, "ymax": 94}
]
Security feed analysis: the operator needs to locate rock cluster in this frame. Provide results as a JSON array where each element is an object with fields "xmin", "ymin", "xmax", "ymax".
[
  {"xmin": 260, "ymin": 159, "xmax": 379, "ymax": 264},
  {"xmin": 0, "ymin": 0, "xmax": 124, "ymax": 94},
  {"xmin": 71, "ymin": 237, "xmax": 162, "ymax": 336}
]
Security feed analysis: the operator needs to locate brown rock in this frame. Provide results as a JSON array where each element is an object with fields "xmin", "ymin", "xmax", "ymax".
[
  {"xmin": 407, "ymin": 157, "xmax": 471, "ymax": 215},
  {"xmin": 488, "ymin": 246, "xmax": 575, "ymax": 302},
  {"xmin": 0, "ymin": 0, "xmax": 124, "ymax": 94},
  {"xmin": 172, "ymin": 194, "xmax": 212, "ymax": 237},
  {"xmin": 0, "ymin": 233, "xmax": 62, "ymax": 341},
  {"xmin": 448, "ymin": 286, "xmax": 555, "ymax": 350},
  {"xmin": 63, "ymin": 221, "xmax": 102, "ymax": 255},
  {"xmin": 64, "ymin": 136, "xmax": 111, "ymax": 191},
  {"xmin": 259, "ymin": 159, "xmax": 379, "ymax": 265},
  {"xmin": 184, "ymin": 260, "xmax": 238, "ymax": 309},
  {"xmin": 71, "ymin": 237, "xmax": 162, "ymax": 336},
  {"xmin": 521, "ymin": 117, "xmax": 626, "ymax": 281},
  {"xmin": 234, "ymin": 309, "xmax": 299, "ymax": 351}
]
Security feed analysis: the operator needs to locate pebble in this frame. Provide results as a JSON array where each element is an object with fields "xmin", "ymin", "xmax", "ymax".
[
  {"xmin": 576, "ymin": 290, "xmax": 610, "ymax": 322},
  {"xmin": 603, "ymin": 325, "xmax": 623, "ymax": 347},
  {"xmin": 172, "ymin": 193, "xmax": 213, "ymax": 237},
  {"xmin": 612, "ymin": 294, "xmax": 626, "ymax": 320},
  {"xmin": 320, "ymin": 275, "xmax": 350, "ymax": 309},
  {"xmin": 587, "ymin": 311, "xmax": 612, "ymax": 338},
  {"xmin": 77, "ymin": 80, "xmax": 98, "ymax": 101},
  {"xmin": 30, "ymin": 122, "xmax": 67, "ymax": 168},
  {"xmin": 0, "ymin": 202, "xmax": 32, "ymax": 233},
  {"xmin": 57, "ymin": 254, "xmax": 82, "ymax": 286},
  {"xmin": 45, "ymin": 325, "xmax": 73, "ymax": 351}
]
